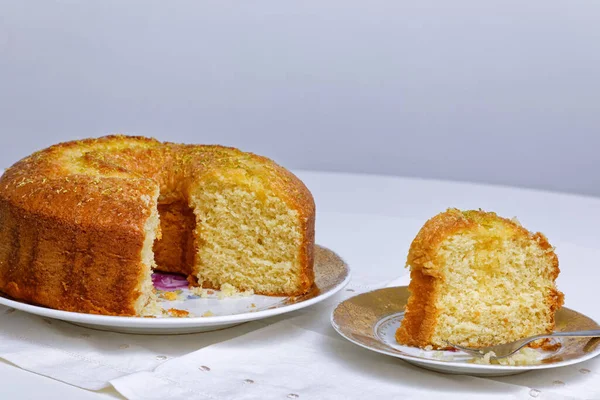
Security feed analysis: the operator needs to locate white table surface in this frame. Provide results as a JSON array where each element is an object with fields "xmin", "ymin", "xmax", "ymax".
[{"xmin": 2, "ymin": 170, "xmax": 600, "ymax": 399}]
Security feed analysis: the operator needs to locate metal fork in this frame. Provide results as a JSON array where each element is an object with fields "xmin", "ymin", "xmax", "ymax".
[{"xmin": 445, "ymin": 329, "xmax": 600, "ymax": 359}]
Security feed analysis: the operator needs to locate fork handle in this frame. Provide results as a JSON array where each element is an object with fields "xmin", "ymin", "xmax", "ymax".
[{"xmin": 537, "ymin": 329, "xmax": 600, "ymax": 339}]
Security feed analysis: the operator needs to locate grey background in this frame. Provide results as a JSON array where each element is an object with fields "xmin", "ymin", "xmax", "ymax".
[{"xmin": 1, "ymin": 0, "xmax": 599, "ymax": 196}]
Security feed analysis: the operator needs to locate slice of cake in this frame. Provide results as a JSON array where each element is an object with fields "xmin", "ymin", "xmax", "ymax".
[{"xmin": 396, "ymin": 208, "xmax": 564, "ymax": 349}]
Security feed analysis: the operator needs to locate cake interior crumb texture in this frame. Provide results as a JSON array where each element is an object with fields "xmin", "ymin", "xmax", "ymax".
[
  {"xmin": 0, "ymin": 136, "xmax": 315, "ymax": 316},
  {"xmin": 190, "ymin": 177, "xmax": 303, "ymax": 296},
  {"xmin": 395, "ymin": 208, "xmax": 564, "ymax": 349}
]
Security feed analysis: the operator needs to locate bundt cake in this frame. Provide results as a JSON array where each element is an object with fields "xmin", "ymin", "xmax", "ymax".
[
  {"xmin": 0, "ymin": 135, "xmax": 315, "ymax": 316},
  {"xmin": 396, "ymin": 208, "xmax": 564, "ymax": 349}
]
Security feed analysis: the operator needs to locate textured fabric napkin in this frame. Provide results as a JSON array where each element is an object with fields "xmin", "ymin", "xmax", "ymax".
[
  {"xmin": 110, "ymin": 320, "xmax": 538, "ymax": 400},
  {"xmin": 110, "ymin": 273, "xmax": 599, "ymax": 400},
  {"xmin": 1, "ymin": 272, "xmax": 599, "ymax": 399},
  {"xmin": 0, "ymin": 304, "xmax": 266, "ymax": 390},
  {"xmin": 0, "ymin": 276, "xmax": 388, "ymax": 392}
]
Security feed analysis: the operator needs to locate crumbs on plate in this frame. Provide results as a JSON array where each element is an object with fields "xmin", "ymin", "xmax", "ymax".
[
  {"xmin": 190, "ymin": 287, "xmax": 212, "ymax": 298},
  {"xmin": 166, "ymin": 308, "xmax": 190, "ymax": 318},
  {"xmin": 472, "ymin": 347, "xmax": 542, "ymax": 366},
  {"xmin": 217, "ymin": 283, "xmax": 254, "ymax": 299},
  {"xmin": 191, "ymin": 283, "xmax": 254, "ymax": 299},
  {"xmin": 158, "ymin": 290, "xmax": 186, "ymax": 301}
]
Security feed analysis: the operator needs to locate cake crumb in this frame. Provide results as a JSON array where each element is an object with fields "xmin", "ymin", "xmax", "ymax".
[
  {"xmin": 202, "ymin": 311, "xmax": 215, "ymax": 317},
  {"xmin": 474, "ymin": 351, "xmax": 496, "ymax": 365},
  {"xmin": 158, "ymin": 290, "xmax": 186, "ymax": 301},
  {"xmin": 473, "ymin": 347, "xmax": 541, "ymax": 366},
  {"xmin": 217, "ymin": 283, "xmax": 254, "ymax": 299},
  {"xmin": 430, "ymin": 351, "xmax": 455, "ymax": 361},
  {"xmin": 140, "ymin": 292, "xmax": 162, "ymax": 317},
  {"xmin": 160, "ymin": 291, "xmax": 179, "ymax": 301},
  {"xmin": 191, "ymin": 287, "xmax": 211, "ymax": 298},
  {"xmin": 167, "ymin": 308, "xmax": 190, "ymax": 318},
  {"xmin": 540, "ymin": 340, "xmax": 561, "ymax": 352}
]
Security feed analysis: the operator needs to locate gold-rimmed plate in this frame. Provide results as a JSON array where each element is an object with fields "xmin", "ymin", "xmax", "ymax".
[{"xmin": 331, "ymin": 287, "xmax": 600, "ymax": 376}]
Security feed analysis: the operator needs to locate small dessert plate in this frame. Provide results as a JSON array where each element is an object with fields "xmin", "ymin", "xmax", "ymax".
[
  {"xmin": 0, "ymin": 245, "xmax": 350, "ymax": 335},
  {"xmin": 331, "ymin": 287, "xmax": 600, "ymax": 376}
]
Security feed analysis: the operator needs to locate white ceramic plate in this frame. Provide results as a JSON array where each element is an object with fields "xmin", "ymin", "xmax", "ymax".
[
  {"xmin": 0, "ymin": 245, "xmax": 350, "ymax": 334},
  {"xmin": 331, "ymin": 287, "xmax": 600, "ymax": 376}
]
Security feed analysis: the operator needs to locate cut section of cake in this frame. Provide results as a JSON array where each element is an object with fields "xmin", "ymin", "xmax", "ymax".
[{"xmin": 395, "ymin": 208, "xmax": 564, "ymax": 349}]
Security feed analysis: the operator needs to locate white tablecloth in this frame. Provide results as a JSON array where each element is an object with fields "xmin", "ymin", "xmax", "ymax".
[{"xmin": 1, "ymin": 171, "xmax": 600, "ymax": 399}]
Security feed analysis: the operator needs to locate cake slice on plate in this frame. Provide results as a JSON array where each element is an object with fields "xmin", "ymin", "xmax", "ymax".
[{"xmin": 396, "ymin": 208, "xmax": 564, "ymax": 349}]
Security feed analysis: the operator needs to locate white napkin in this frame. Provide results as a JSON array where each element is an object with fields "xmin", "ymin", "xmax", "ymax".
[
  {"xmin": 110, "ymin": 321, "xmax": 533, "ymax": 400},
  {"xmin": 491, "ymin": 359, "xmax": 600, "ymax": 400},
  {"xmin": 110, "ymin": 272, "xmax": 598, "ymax": 400},
  {"xmin": 0, "ymin": 273, "xmax": 387, "ymax": 392},
  {"xmin": 0, "ymin": 305, "xmax": 266, "ymax": 390},
  {"xmin": 1, "ymin": 271, "xmax": 599, "ymax": 400}
]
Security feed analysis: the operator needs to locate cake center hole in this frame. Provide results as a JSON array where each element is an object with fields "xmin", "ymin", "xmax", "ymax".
[{"xmin": 153, "ymin": 200, "xmax": 197, "ymax": 277}]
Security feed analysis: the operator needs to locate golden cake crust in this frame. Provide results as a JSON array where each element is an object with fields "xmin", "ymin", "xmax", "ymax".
[
  {"xmin": 0, "ymin": 135, "xmax": 315, "ymax": 315},
  {"xmin": 395, "ymin": 208, "xmax": 563, "ymax": 349}
]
